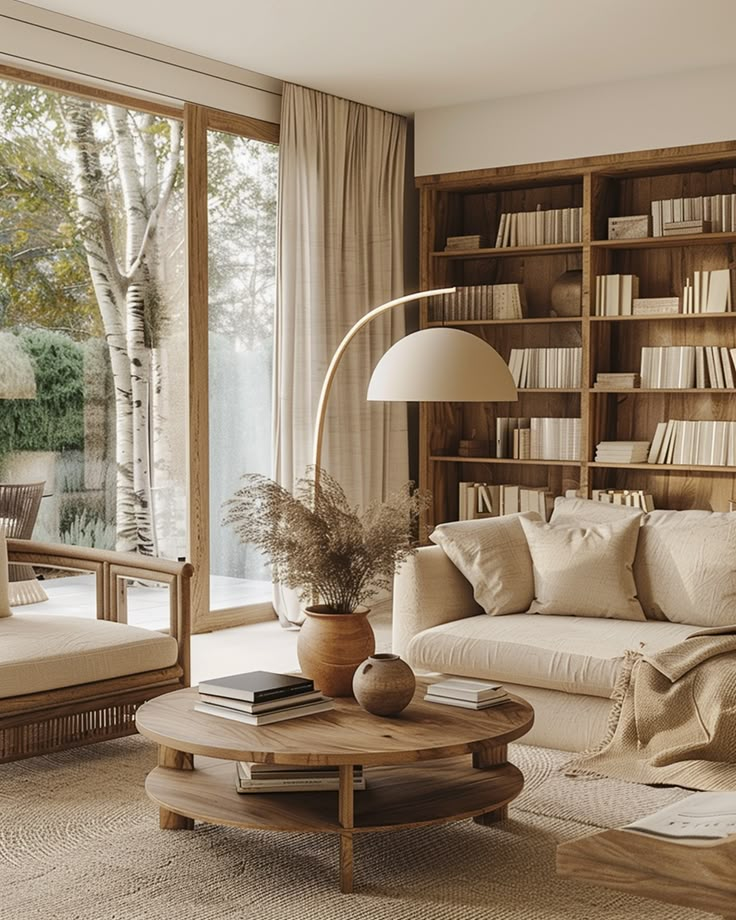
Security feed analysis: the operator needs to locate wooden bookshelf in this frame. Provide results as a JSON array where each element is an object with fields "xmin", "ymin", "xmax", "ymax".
[{"xmin": 417, "ymin": 140, "xmax": 736, "ymax": 529}]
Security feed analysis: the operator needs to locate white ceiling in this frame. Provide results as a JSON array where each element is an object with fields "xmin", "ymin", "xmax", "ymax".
[{"xmin": 20, "ymin": 0, "xmax": 736, "ymax": 114}]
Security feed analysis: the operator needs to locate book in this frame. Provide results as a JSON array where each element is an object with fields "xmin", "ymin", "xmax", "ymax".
[
  {"xmin": 194, "ymin": 696, "xmax": 333, "ymax": 725},
  {"xmin": 623, "ymin": 792, "xmax": 736, "ymax": 840},
  {"xmin": 427, "ymin": 677, "xmax": 506, "ymax": 702},
  {"xmin": 235, "ymin": 762, "xmax": 366, "ymax": 793},
  {"xmin": 198, "ymin": 671, "xmax": 314, "ymax": 703},
  {"xmin": 198, "ymin": 689, "xmax": 324, "ymax": 713},
  {"xmin": 240, "ymin": 762, "xmax": 363, "ymax": 778},
  {"xmin": 423, "ymin": 694, "xmax": 510, "ymax": 710}
]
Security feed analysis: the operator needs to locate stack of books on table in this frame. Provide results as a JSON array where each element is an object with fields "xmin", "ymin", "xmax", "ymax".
[
  {"xmin": 594, "ymin": 441, "xmax": 650, "ymax": 463},
  {"xmin": 235, "ymin": 762, "xmax": 365, "ymax": 794},
  {"xmin": 424, "ymin": 678, "xmax": 510, "ymax": 710},
  {"xmin": 194, "ymin": 670, "xmax": 333, "ymax": 725}
]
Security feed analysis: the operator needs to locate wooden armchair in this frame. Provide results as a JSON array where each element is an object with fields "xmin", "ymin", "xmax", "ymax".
[{"xmin": 0, "ymin": 539, "xmax": 193, "ymax": 763}]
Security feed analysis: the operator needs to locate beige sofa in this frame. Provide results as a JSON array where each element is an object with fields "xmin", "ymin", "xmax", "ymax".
[{"xmin": 393, "ymin": 499, "xmax": 736, "ymax": 752}]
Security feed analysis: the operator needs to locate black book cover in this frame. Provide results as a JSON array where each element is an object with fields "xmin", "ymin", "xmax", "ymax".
[{"xmin": 198, "ymin": 670, "xmax": 314, "ymax": 703}]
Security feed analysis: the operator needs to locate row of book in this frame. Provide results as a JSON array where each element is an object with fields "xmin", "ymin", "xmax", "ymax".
[
  {"xmin": 495, "ymin": 206, "xmax": 583, "ymax": 247},
  {"xmin": 595, "ymin": 441, "xmax": 651, "ymax": 464},
  {"xmin": 590, "ymin": 489, "xmax": 655, "ymax": 511},
  {"xmin": 648, "ymin": 420, "xmax": 736, "ymax": 466},
  {"xmin": 194, "ymin": 670, "xmax": 333, "ymax": 726},
  {"xmin": 496, "ymin": 416, "xmax": 581, "ymax": 461},
  {"xmin": 508, "ymin": 347, "xmax": 582, "ymax": 389},
  {"xmin": 640, "ymin": 346, "xmax": 736, "ymax": 389},
  {"xmin": 428, "ymin": 284, "xmax": 525, "ymax": 322},
  {"xmin": 681, "ymin": 269, "xmax": 732, "ymax": 314},
  {"xmin": 651, "ymin": 194, "xmax": 736, "ymax": 237},
  {"xmin": 594, "ymin": 274, "xmax": 640, "ymax": 316},
  {"xmin": 458, "ymin": 481, "xmax": 554, "ymax": 521}
]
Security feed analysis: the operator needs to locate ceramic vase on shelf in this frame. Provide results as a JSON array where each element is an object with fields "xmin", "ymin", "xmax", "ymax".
[
  {"xmin": 297, "ymin": 605, "xmax": 375, "ymax": 698},
  {"xmin": 352, "ymin": 653, "xmax": 416, "ymax": 716}
]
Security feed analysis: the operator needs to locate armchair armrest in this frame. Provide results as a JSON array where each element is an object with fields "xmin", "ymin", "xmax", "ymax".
[
  {"xmin": 392, "ymin": 545, "xmax": 482, "ymax": 657},
  {"xmin": 6, "ymin": 539, "xmax": 193, "ymax": 685}
]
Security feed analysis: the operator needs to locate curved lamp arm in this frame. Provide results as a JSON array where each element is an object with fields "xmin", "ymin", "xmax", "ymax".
[{"xmin": 312, "ymin": 288, "xmax": 456, "ymax": 481}]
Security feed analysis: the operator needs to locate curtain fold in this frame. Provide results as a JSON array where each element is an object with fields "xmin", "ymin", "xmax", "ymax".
[{"xmin": 272, "ymin": 84, "xmax": 409, "ymax": 625}]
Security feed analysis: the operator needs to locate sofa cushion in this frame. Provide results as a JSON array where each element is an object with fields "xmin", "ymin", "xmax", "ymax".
[
  {"xmin": 0, "ymin": 526, "xmax": 10, "ymax": 618},
  {"xmin": 520, "ymin": 515, "xmax": 645, "ymax": 621},
  {"xmin": 429, "ymin": 513, "xmax": 539, "ymax": 616},
  {"xmin": 634, "ymin": 510, "xmax": 736, "ymax": 626},
  {"xmin": 405, "ymin": 613, "xmax": 695, "ymax": 697},
  {"xmin": 0, "ymin": 614, "xmax": 179, "ymax": 698},
  {"xmin": 550, "ymin": 496, "xmax": 643, "ymax": 524}
]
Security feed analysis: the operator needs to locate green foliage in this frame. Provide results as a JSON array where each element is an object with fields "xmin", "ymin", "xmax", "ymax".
[
  {"xmin": 0, "ymin": 328, "xmax": 84, "ymax": 454},
  {"xmin": 223, "ymin": 468, "xmax": 431, "ymax": 614},
  {"xmin": 61, "ymin": 509, "xmax": 116, "ymax": 550}
]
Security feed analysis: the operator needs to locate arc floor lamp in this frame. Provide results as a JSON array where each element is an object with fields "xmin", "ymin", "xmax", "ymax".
[{"xmin": 312, "ymin": 288, "xmax": 518, "ymax": 485}]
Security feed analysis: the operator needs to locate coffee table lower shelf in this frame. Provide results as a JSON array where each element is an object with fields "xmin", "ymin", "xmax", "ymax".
[{"xmin": 146, "ymin": 755, "xmax": 523, "ymax": 890}]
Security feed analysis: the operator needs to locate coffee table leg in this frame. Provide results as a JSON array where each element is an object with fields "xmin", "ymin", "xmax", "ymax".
[
  {"xmin": 338, "ymin": 765, "xmax": 354, "ymax": 893},
  {"xmin": 472, "ymin": 743, "xmax": 509, "ymax": 825},
  {"xmin": 158, "ymin": 745, "xmax": 195, "ymax": 830}
]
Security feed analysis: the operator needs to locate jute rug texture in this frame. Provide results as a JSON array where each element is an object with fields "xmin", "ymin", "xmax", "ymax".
[{"xmin": 0, "ymin": 737, "xmax": 712, "ymax": 920}]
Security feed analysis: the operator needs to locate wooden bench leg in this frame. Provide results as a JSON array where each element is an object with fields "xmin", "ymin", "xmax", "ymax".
[{"xmin": 158, "ymin": 745, "xmax": 195, "ymax": 830}]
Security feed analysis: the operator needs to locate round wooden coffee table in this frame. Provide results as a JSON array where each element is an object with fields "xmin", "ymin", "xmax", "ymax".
[{"xmin": 135, "ymin": 680, "xmax": 534, "ymax": 892}]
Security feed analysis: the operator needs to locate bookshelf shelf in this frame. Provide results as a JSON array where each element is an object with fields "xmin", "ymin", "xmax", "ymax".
[
  {"xmin": 427, "ymin": 317, "xmax": 581, "ymax": 327},
  {"xmin": 417, "ymin": 139, "xmax": 736, "ymax": 527},
  {"xmin": 432, "ymin": 242, "xmax": 583, "ymax": 260},
  {"xmin": 591, "ymin": 231, "xmax": 736, "ymax": 250}
]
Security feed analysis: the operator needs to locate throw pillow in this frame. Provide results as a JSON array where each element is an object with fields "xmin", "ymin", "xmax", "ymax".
[
  {"xmin": 429, "ymin": 512, "xmax": 541, "ymax": 616},
  {"xmin": 519, "ymin": 515, "xmax": 646, "ymax": 621},
  {"xmin": 550, "ymin": 496, "xmax": 643, "ymax": 525},
  {"xmin": 0, "ymin": 525, "xmax": 11, "ymax": 618},
  {"xmin": 634, "ymin": 510, "xmax": 736, "ymax": 626}
]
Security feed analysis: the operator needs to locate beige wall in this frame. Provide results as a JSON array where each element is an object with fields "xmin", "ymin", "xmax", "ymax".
[
  {"xmin": 414, "ymin": 63, "xmax": 736, "ymax": 176},
  {"xmin": 0, "ymin": 0, "xmax": 281, "ymax": 120}
]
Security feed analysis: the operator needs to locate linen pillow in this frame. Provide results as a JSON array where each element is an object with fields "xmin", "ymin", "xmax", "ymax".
[
  {"xmin": 429, "ymin": 512, "xmax": 540, "ymax": 616},
  {"xmin": 633, "ymin": 510, "xmax": 736, "ymax": 626},
  {"xmin": 550, "ymin": 496, "xmax": 643, "ymax": 525},
  {"xmin": 519, "ymin": 514, "xmax": 646, "ymax": 621},
  {"xmin": 0, "ymin": 525, "xmax": 11, "ymax": 618}
]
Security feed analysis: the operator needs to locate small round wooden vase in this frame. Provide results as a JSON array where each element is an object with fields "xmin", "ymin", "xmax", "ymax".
[
  {"xmin": 352, "ymin": 653, "xmax": 416, "ymax": 716},
  {"xmin": 297, "ymin": 606, "xmax": 375, "ymax": 698}
]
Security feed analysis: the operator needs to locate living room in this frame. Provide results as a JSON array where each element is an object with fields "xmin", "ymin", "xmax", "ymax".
[{"xmin": 1, "ymin": 1, "xmax": 736, "ymax": 917}]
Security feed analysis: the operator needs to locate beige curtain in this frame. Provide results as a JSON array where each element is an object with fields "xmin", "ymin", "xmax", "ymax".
[{"xmin": 272, "ymin": 83, "xmax": 409, "ymax": 625}]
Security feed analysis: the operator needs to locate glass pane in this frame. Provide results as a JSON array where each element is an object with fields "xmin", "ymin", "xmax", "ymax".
[
  {"xmin": 207, "ymin": 129, "xmax": 278, "ymax": 613},
  {"xmin": 0, "ymin": 79, "xmax": 186, "ymax": 620}
]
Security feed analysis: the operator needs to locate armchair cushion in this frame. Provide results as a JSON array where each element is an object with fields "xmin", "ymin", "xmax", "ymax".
[
  {"xmin": 0, "ymin": 526, "xmax": 10, "ymax": 618},
  {"xmin": 0, "ymin": 614, "xmax": 179, "ymax": 698}
]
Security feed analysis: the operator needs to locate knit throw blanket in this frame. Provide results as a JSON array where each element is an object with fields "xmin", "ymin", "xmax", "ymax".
[{"xmin": 566, "ymin": 626, "xmax": 736, "ymax": 790}]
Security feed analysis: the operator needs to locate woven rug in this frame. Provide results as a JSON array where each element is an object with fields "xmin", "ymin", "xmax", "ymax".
[{"xmin": 0, "ymin": 737, "xmax": 712, "ymax": 920}]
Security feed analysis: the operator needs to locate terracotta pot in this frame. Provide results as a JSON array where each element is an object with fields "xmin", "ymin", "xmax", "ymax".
[
  {"xmin": 352, "ymin": 653, "xmax": 416, "ymax": 716},
  {"xmin": 297, "ymin": 605, "xmax": 375, "ymax": 698}
]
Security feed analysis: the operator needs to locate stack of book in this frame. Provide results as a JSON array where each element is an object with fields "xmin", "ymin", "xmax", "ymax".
[
  {"xmin": 591, "ymin": 489, "xmax": 655, "ymax": 511},
  {"xmin": 445, "ymin": 234, "xmax": 487, "ymax": 251},
  {"xmin": 495, "ymin": 417, "xmax": 580, "ymax": 461},
  {"xmin": 632, "ymin": 297, "xmax": 680, "ymax": 316},
  {"xmin": 663, "ymin": 219, "xmax": 711, "ymax": 236},
  {"xmin": 508, "ymin": 347, "xmax": 582, "ymax": 388},
  {"xmin": 458, "ymin": 481, "xmax": 554, "ymax": 521},
  {"xmin": 235, "ymin": 762, "xmax": 365, "ymax": 794},
  {"xmin": 648, "ymin": 420, "xmax": 736, "ymax": 466},
  {"xmin": 594, "ymin": 372, "xmax": 640, "ymax": 389},
  {"xmin": 424, "ymin": 678, "xmax": 510, "ymax": 710},
  {"xmin": 194, "ymin": 671, "xmax": 334, "ymax": 725},
  {"xmin": 651, "ymin": 194, "xmax": 736, "ymax": 236},
  {"xmin": 594, "ymin": 441, "xmax": 651, "ymax": 463},
  {"xmin": 495, "ymin": 206, "xmax": 583, "ymax": 247},
  {"xmin": 594, "ymin": 274, "xmax": 640, "ymax": 316},
  {"xmin": 430, "ymin": 283, "xmax": 525, "ymax": 321},
  {"xmin": 681, "ymin": 270, "xmax": 732, "ymax": 314}
]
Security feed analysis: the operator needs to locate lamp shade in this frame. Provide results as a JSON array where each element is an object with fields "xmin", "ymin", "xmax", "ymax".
[
  {"xmin": 367, "ymin": 327, "xmax": 517, "ymax": 402},
  {"xmin": 0, "ymin": 332, "xmax": 36, "ymax": 399}
]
